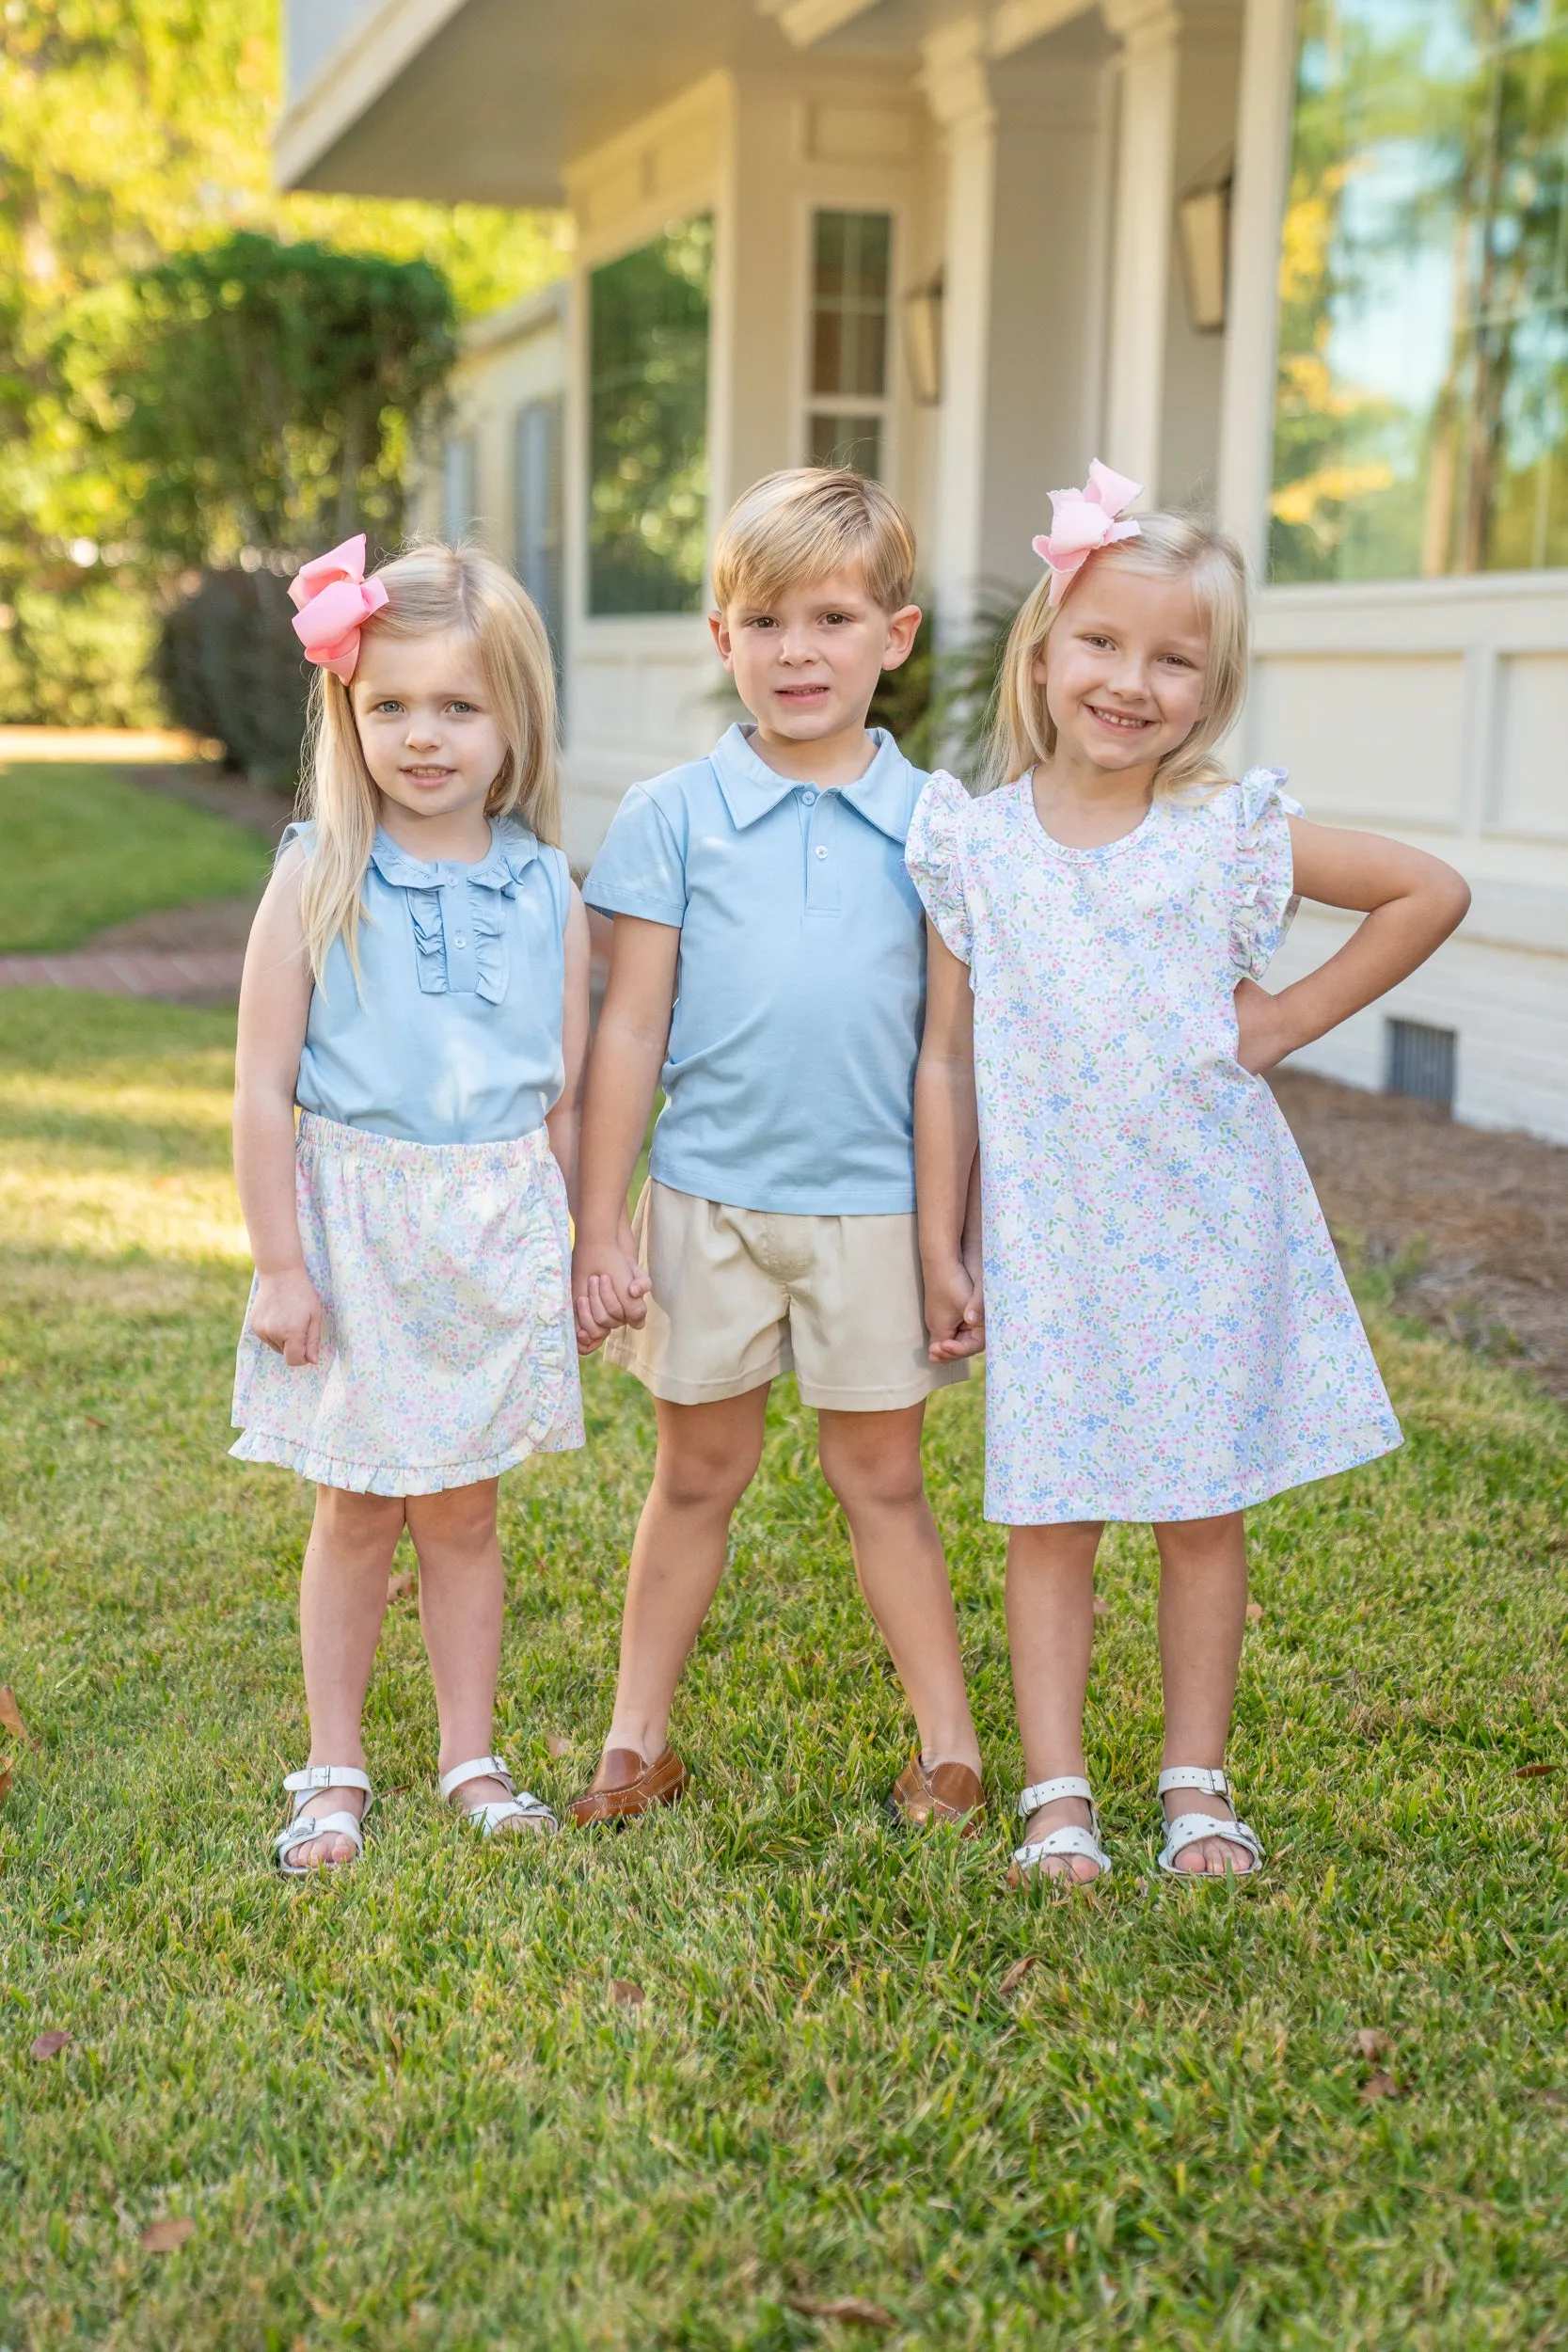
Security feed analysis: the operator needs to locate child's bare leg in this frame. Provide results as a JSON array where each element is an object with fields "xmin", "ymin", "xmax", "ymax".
[
  {"xmin": 294, "ymin": 1486, "xmax": 404, "ymax": 1866},
  {"xmin": 1006, "ymin": 1520, "xmax": 1104, "ymax": 1879},
  {"xmin": 602, "ymin": 1388, "xmax": 769, "ymax": 1759},
  {"xmin": 816, "ymin": 1403, "xmax": 980, "ymax": 1773},
  {"xmin": 1152, "ymin": 1510, "xmax": 1255, "ymax": 1873},
  {"xmin": 405, "ymin": 1478, "xmax": 518, "ymax": 1823}
]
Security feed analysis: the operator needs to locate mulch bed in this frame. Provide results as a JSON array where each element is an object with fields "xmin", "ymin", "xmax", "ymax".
[{"xmin": 1272, "ymin": 1070, "xmax": 1568, "ymax": 1401}]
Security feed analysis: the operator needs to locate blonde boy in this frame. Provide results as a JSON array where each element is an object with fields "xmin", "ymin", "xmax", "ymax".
[{"xmin": 568, "ymin": 469, "xmax": 983, "ymax": 1831}]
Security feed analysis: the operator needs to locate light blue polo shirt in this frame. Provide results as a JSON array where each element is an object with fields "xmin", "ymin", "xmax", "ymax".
[{"xmin": 583, "ymin": 723, "xmax": 928, "ymax": 1215}]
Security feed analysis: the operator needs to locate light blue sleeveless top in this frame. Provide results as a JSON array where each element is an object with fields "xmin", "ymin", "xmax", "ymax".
[{"xmin": 283, "ymin": 818, "xmax": 571, "ymax": 1146}]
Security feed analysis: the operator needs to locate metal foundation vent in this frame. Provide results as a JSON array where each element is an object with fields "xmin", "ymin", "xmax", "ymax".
[{"xmin": 1386, "ymin": 1017, "xmax": 1456, "ymax": 1110}]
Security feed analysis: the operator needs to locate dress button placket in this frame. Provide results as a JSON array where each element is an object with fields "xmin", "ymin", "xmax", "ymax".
[{"xmin": 444, "ymin": 878, "xmax": 480, "ymax": 993}]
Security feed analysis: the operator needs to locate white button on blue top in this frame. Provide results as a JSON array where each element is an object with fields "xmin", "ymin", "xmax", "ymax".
[
  {"xmin": 800, "ymin": 789, "xmax": 817, "ymax": 807},
  {"xmin": 815, "ymin": 844, "xmax": 829, "ymax": 859}
]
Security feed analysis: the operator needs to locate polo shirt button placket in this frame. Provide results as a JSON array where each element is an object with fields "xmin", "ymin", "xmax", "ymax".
[{"xmin": 804, "ymin": 793, "xmax": 839, "ymax": 916}]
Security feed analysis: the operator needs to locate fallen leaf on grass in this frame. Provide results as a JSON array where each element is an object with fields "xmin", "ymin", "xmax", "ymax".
[
  {"xmin": 1514, "ymin": 1762, "xmax": 1559, "ymax": 1779},
  {"xmin": 1355, "ymin": 2027, "xmax": 1391, "ymax": 2062},
  {"xmin": 546, "ymin": 1733, "xmax": 572, "ymax": 1758},
  {"xmin": 83, "ymin": 1414, "xmax": 107, "ymax": 1431},
  {"xmin": 1524, "ymin": 2088, "xmax": 1568, "ymax": 2109},
  {"xmin": 30, "ymin": 2030, "xmax": 72, "ymax": 2060},
  {"xmin": 139, "ymin": 2217, "xmax": 195, "ymax": 2253},
  {"xmin": 1245, "ymin": 1602, "xmax": 1265, "ymax": 1624},
  {"xmin": 1091, "ymin": 1597, "xmax": 1112, "ymax": 1617},
  {"xmin": 0, "ymin": 1757, "xmax": 12, "ymax": 1802},
  {"xmin": 387, "ymin": 1570, "xmax": 416, "ymax": 1601},
  {"xmin": 1360, "ymin": 2071, "xmax": 1402, "ymax": 2103},
  {"xmin": 785, "ymin": 2296, "xmax": 895, "ymax": 2330},
  {"xmin": 0, "ymin": 1688, "xmax": 29, "ymax": 1743},
  {"xmin": 608, "ymin": 1979, "xmax": 644, "ymax": 2007},
  {"xmin": 998, "ymin": 1956, "xmax": 1039, "ymax": 1995}
]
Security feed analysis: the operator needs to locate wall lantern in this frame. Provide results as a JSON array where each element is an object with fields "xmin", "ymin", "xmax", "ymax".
[
  {"xmin": 1178, "ymin": 165, "xmax": 1232, "ymax": 334},
  {"xmin": 902, "ymin": 270, "xmax": 944, "ymax": 405}
]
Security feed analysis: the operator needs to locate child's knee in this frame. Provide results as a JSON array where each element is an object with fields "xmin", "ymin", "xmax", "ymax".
[
  {"xmin": 817, "ymin": 1428, "xmax": 926, "ymax": 1517},
  {"xmin": 653, "ymin": 1434, "xmax": 757, "ymax": 1514}
]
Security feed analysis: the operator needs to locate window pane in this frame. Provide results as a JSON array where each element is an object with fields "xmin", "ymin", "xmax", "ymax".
[
  {"xmin": 1272, "ymin": 0, "xmax": 1568, "ymax": 583},
  {"xmin": 812, "ymin": 211, "xmax": 892, "ymax": 399},
  {"xmin": 588, "ymin": 219, "xmax": 713, "ymax": 616},
  {"xmin": 515, "ymin": 395, "xmax": 565, "ymax": 698},
  {"xmin": 808, "ymin": 412, "xmax": 883, "ymax": 477}
]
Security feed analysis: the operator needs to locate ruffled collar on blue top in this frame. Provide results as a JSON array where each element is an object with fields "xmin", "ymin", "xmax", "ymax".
[{"xmin": 368, "ymin": 818, "xmax": 541, "ymax": 896}]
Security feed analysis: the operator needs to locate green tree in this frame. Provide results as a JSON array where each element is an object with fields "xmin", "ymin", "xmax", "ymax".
[
  {"xmin": 103, "ymin": 230, "xmax": 456, "ymax": 564},
  {"xmin": 0, "ymin": 0, "xmax": 565, "ymax": 723}
]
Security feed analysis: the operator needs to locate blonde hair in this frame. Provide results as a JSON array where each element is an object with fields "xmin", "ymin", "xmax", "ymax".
[
  {"xmin": 987, "ymin": 511, "xmax": 1249, "ymax": 799},
  {"xmin": 295, "ymin": 541, "xmax": 560, "ymax": 985},
  {"xmin": 711, "ymin": 468, "xmax": 916, "ymax": 613}
]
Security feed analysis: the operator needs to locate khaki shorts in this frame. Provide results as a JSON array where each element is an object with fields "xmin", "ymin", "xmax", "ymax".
[{"xmin": 603, "ymin": 1181, "xmax": 969, "ymax": 1412}]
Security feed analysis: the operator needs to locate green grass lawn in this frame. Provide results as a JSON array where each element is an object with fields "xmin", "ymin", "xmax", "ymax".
[
  {"xmin": 1, "ymin": 989, "xmax": 1565, "ymax": 2349},
  {"xmin": 0, "ymin": 763, "xmax": 269, "ymax": 954}
]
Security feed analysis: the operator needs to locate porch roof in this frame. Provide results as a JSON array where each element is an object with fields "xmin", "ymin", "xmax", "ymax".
[
  {"xmin": 277, "ymin": 0, "xmax": 861, "ymax": 202},
  {"xmin": 276, "ymin": 0, "xmax": 1103, "ymax": 203}
]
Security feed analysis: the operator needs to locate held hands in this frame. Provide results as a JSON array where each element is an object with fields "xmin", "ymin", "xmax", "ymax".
[
  {"xmin": 572, "ymin": 1216, "xmax": 652, "ymax": 1355},
  {"xmin": 248, "ymin": 1266, "xmax": 323, "ymax": 1367},
  {"xmin": 926, "ymin": 1248, "xmax": 986, "ymax": 1363},
  {"xmin": 1233, "ymin": 977, "xmax": 1299, "ymax": 1076}
]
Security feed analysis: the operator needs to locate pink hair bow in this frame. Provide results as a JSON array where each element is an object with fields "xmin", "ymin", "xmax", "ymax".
[
  {"xmin": 1032, "ymin": 460, "xmax": 1143, "ymax": 608},
  {"xmin": 288, "ymin": 533, "xmax": 388, "ymax": 683}
]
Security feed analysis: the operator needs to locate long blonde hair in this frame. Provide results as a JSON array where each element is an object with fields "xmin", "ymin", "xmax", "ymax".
[
  {"xmin": 295, "ymin": 541, "xmax": 560, "ymax": 984},
  {"xmin": 986, "ymin": 511, "xmax": 1249, "ymax": 799}
]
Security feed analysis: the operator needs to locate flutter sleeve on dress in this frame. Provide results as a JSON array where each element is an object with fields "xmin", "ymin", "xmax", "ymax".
[
  {"xmin": 1230, "ymin": 767, "xmax": 1306, "ymax": 980},
  {"xmin": 904, "ymin": 771, "xmax": 975, "ymax": 964}
]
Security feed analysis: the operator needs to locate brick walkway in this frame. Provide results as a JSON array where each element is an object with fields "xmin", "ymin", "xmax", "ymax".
[{"xmin": 0, "ymin": 946, "xmax": 245, "ymax": 998}]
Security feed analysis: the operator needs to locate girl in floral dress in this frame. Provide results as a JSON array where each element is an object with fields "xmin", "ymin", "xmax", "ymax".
[
  {"xmin": 908, "ymin": 465, "xmax": 1469, "ymax": 1886},
  {"xmin": 232, "ymin": 539, "xmax": 588, "ymax": 1872}
]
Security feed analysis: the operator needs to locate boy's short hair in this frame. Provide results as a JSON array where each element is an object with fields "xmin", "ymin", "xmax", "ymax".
[{"xmin": 711, "ymin": 469, "xmax": 916, "ymax": 614}]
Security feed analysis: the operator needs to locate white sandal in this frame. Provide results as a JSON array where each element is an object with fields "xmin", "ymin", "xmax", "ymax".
[
  {"xmin": 439, "ymin": 1754, "xmax": 558, "ymax": 1838},
  {"xmin": 1156, "ymin": 1766, "xmax": 1263, "ymax": 1878},
  {"xmin": 275, "ymin": 1764, "xmax": 373, "ymax": 1876},
  {"xmin": 1007, "ymin": 1774, "xmax": 1113, "ymax": 1885}
]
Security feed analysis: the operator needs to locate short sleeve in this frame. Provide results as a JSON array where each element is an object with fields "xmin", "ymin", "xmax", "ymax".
[
  {"xmin": 276, "ymin": 818, "xmax": 315, "ymax": 868},
  {"xmin": 582, "ymin": 786, "xmax": 687, "ymax": 926},
  {"xmin": 904, "ymin": 771, "xmax": 974, "ymax": 963},
  {"xmin": 1230, "ymin": 766, "xmax": 1305, "ymax": 979}
]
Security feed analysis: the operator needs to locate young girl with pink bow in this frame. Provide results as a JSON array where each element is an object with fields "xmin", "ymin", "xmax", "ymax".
[
  {"xmin": 910, "ymin": 466, "xmax": 1470, "ymax": 1887},
  {"xmin": 231, "ymin": 538, "xmax": 589, "ymax": 1873}
]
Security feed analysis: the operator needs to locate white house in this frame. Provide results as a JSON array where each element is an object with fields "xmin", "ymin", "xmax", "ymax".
[{"xmin": 277, "ymin": 0, "xmax": 1568, "ymax": 1143}]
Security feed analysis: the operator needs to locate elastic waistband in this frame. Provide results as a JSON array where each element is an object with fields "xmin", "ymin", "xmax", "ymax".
[{"xmin": 297, "ymin": 1111, "xmax": 553, "ymax": 1174}]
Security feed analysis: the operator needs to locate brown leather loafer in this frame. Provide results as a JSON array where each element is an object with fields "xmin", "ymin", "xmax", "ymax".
[
  {"xmin": 568, "ymin": 1744, "xmax": 688, "ymax": 1827},
  {"xmin": 887, "ymin": 1753, "xmax": 985, "ymax": 1837}
]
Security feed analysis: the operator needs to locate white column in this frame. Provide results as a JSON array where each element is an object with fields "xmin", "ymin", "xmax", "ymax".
[
  {"xmin": 1216, "ymin": 0, "xmax": 1299, "ymax": 578},
  {"xmin": 1101, "ymin": 0, "xmax": 1183, "ymax": 499},
  {"xmin": 918, "ymin": 16, "xmax": 997, "ymax": 640}
]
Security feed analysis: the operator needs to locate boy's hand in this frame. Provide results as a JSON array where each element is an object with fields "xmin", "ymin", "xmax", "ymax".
[
  {"xmin": 925, "ymin": 1255, "xmax": 985, "ymax": 1362},
  {"xmin": 1234, "ymin": 977, "xmax": 1299, "ymax": 1075},
  {"xmin": 572, "ymin": 1218, "xmax": 651, "ymax": 1354},
  {"xmin": 248, "ymin": 1267, "xmax": 323, "ymax": 1367}
]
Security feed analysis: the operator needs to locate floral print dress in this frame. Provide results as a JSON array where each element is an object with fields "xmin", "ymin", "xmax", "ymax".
[{"xmin": 906, "ymin": 769, "xmax": 1402, "ymax": 1524}]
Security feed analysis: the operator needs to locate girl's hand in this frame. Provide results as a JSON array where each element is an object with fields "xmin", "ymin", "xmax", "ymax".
[
  {"xmin": 248, "ymin": 1268, "xmax": 323, "ymax": 1367},
  {"xmin": 926, "ymin": 1256, "xmax": 986, "ymax": 1361},
  {"xmin": 571, "ymin": 1219, "xmax": 650, "ymax": 1354},
  {"xmin": 1234, "ymin": 977, "xmax": 1298, "ymax": 1075}
]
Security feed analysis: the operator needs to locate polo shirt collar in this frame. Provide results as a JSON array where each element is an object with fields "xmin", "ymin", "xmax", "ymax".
[
  {"xmin": 709, "ymin": 722, "xmax": 911, "ymax": 839},
  {"xmin": 369, "ymin": 819, "xmax": 539, "ymax": 893}
]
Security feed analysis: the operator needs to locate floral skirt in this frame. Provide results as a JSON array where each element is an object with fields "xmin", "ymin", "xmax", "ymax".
[{"xmin": 230, "ymin": 1113, "xmax": 583, "ymax": 1496}]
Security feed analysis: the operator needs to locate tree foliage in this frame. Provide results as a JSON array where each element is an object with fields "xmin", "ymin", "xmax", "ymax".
[
  {"xmin": 0, "ymin": 0, "xmax": 566, "ymax": 723},
  {"xmin": 106, "ymin": 230, "xmax": 457, "ymax": 563}
]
